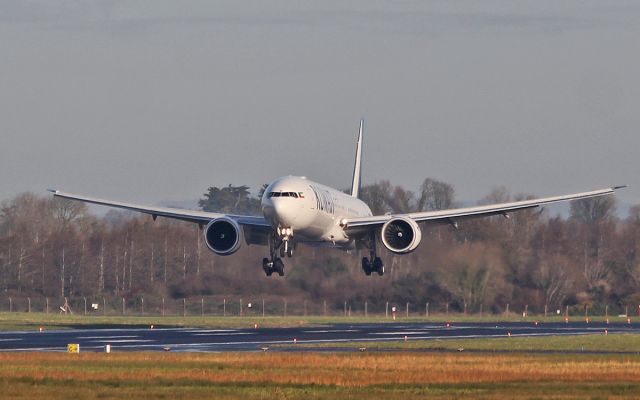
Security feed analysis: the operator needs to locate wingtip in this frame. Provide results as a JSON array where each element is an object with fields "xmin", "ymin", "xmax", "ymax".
[
  {"xmin": 46, "ymin": 188, "xmax": 59, "ymax": 194},
  {"xmin": 612, "ymin": 185, "xmax": 628, "ymax": 190}
]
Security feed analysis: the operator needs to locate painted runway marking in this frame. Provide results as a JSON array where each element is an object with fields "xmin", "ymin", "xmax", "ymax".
[
  {"xmin": 90, "ymin": 339, "xmax": 155, "ymax": 343},
  {"xmin": 78, "ymin": 335, "xmax": 140, "ymax": 339},
  {"xmin": 369, "ymin": 331, "xmax": 431, "ymax": 335},
  {"xmin": 192, "ymin": 332, "xmax": 255, "ymax": 336},
  {"xmin": 0, "ymin": 338, "xmax": 22, "ymax": 342},
  {"xmin": 304, "ymin": 329, "xmax": 360, "ymax": 333}
]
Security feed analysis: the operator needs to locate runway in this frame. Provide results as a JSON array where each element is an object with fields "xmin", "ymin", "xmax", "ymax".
[{"xmin": 0, "ymin": 322, "xmax": 637, "ymax": 352}]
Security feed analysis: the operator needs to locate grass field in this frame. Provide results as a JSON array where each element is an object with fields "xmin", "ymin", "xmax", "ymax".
[
  {"xmin": 0, "ymin": 311, "xmax": 629, "ymax": 331},
  {"xmin": 281, "ymin": 333, "xmax": 640, "ymax": 353},
  {"xmin": 1, "ymin": 351, "xmax": 640, "ymax": 399}
]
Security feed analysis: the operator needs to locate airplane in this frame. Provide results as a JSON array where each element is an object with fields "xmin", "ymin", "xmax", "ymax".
[{"xmin": 49, "ymin": 120, "xmax": 625, "ymax": 277}]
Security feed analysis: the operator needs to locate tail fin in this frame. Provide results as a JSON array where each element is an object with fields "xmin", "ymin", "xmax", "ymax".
[{"xmin": 351, "ymin": 119, "xmax": 363, "ymax": 198}]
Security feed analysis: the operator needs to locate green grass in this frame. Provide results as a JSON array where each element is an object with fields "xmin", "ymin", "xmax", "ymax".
[
  {"xmin": 0, "ymin": 311, "xmax": 627, "ymax": 331},
  {"xmin": 279, "ymin": 332, "xmax": 640, "ymax": 353}
]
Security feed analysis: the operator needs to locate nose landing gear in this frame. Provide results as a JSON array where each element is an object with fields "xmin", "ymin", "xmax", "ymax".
[{"xmin": 263, "ymin": 229, "xmax": 293, "ymax": 277}]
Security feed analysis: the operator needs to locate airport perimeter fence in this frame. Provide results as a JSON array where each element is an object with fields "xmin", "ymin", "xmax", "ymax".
[{"xmin": 1, "ymin": 295, "xmax": 640, "ymax": 320}]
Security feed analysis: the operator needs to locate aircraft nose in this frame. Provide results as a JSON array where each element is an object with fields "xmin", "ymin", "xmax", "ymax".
[{"xmin": 272, "ymin": 199, "xmax": 296, "ymax": 226}]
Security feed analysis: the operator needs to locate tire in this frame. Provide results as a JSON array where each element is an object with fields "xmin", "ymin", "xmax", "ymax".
[
  {"xmin": 262, "ymin": 258, "xmax": 273, "ymax": 276},
  {"xmin": 274, "ymin": 259, "xmax": 285, "ymax": 276},
  {"xmin": 373, "ymin": 257, "xmax": 384, "ymax": 276},
  {"xmin": 362, "ymin": 257, "xmax": 372, "ymax": 276}
]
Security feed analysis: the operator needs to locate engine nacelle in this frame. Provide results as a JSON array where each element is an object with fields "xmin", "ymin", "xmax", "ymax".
[
  {"xmin": 204, "ymin": 217, "xmax": 243, "ymax": 255},
  {"xmin": 381, "ymin": 217, "xmax": 422, "ymax": 254}
]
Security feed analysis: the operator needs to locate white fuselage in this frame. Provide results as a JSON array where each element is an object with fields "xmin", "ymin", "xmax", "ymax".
[{"xmin": 261, "ymin": 176, "xmax": 372, "ymax": 246}]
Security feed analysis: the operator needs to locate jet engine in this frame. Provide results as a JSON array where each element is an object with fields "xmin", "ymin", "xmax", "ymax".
[
  {"xmin": 381, "ymin": 217, "xmax": 422, "ymax": 254},
  {"xmin": 204, "ymin": 217, "xmax": 243, "ymax": 255}
]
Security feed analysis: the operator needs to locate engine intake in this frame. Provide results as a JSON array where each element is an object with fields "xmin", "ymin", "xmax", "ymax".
[
  {"xmin": 204, "ymin": 217, "xmax": 243, "ymax": 255},
  {"xmin": 381, "ymin": 217, "xmax": 422, "ymax": 253}
]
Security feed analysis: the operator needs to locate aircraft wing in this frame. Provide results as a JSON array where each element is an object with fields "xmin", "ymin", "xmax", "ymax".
[
  {"xmin": 343, "ymin": 186, "xmax": 625, "ymax": 230},
  {"xmin": 47, "ymin": 189, "xmax": 271, "ymax": 228}
]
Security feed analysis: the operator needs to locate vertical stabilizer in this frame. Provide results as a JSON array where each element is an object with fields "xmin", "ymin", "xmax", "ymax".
[{"xmin": 351, "ymin": 119, "xmax": 363, "ymax": 198}]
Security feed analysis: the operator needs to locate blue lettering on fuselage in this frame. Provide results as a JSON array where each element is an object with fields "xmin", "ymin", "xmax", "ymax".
[{"xmin": 310, "ymin": 185, "xmax": 334, "ymax": 215}]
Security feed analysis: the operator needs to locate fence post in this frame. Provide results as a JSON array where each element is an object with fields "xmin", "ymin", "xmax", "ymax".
[
  {"xmin": 505, "ymin": 303, "xmax": 509, "ymax": 315},
  {"xmin": 262, "ymin": 298, "xmax": 265, "ymax": 317},
  {"xmin": 626, "ymin": 305, "xmax": 629, "ymax": 317},
  {"xmin": 9, "ymin": 297, "xmax": 12, "ymax": 313},
  {"xmin": 122, "ymin": 297, "xmax": 125, "ymax": 315},
  {"xmin": 240, "ymin": 299, "xmax": 243, "ymax": 316},
  {"xmin": 304, "ymin": 300, "xmax": 307, "ymax": 316},
  {"xmin": 446, "ymin": 303, "xmax": 449, "ymax": 316},
  {"xmin": 524, "ymin": 304, "xmax": 528, "ymax": 317},
  {"xmin": 28, "ymin": 297, "xmax": 31, "ymax": 313},
  {"xmin": 183, "ymin": 298, "xmax": 186, "ymax": 317},
  {"xmin": 426, "ymin": 302, "xmax": 429, "ymax": 318},
  {"xmin": 141, "ymin": 297, "xmax": 144, "ymax": 316},
  {"xmin": 585, "ymin": 305, "xmax": 589, "ymax": 319},
  {"xmin": 605, "ymin": 304, "xmax": 609, "ymax": 319},
  {"xmin": 323, "ymin": 300, "xmax": 327, "ymax": 316},
  {"xmin": 103, "ymin": 297, "xmax": 106, "ymax": 316},
  {"xmin": 344, "ymin": 301, "xmax": 347, "ymax": 317},
  {"xmin": 480, "ymin": 303, "xmax": 483, "ymax": 317},
  {"xmin": 406, "ymin": 302, "xmax": 409, "ymax": 318},
  {"xmin": 46, "ymin": 297, "xmax": 49, "ymax": 314},
  {"xmin": 284, "ymin": 299, "xmax": 287, "ymax": 317},
  {"xmin": 463, "ymin": 302, "xmax": 467, "ymax": 315},
  {"xmin": 544, "ymin": 304, "xmax": 548, "ymax": 319},
  {"xmin": 84, "ymin": 297, "xmax": 87, "ymax": 315},
  {"xmin": 365, "ymin": 301, "xmax": 368, "ymax": 318},
  {"xmin": 201, "ymin": 298, "xmax": 204, "ymax": 317},
  {"xmin": 162, "ymin": 297, "xmax": 165, "ymax": 317},
  {"xmin": 223, "ymin": 298, "xmax": 226, "ymax": 317},
  {"xmin": 386, "ymin": 301, "xmax": 389, "ymax": 318}
]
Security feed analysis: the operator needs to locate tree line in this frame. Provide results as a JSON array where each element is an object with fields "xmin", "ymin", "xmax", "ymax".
[{"xmin": 1, "ymin": 178, "xmax": 639, "ymax": 315}]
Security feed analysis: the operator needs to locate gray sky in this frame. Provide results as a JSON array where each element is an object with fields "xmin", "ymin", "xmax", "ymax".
[{"xmin": 1, "ymin": 0, "xmax": 638, "ymax": 213}]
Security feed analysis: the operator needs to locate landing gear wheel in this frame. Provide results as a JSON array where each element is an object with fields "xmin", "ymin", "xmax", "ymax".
[
  {"xmin": 262, "ymin": 258, "xmax": 273, "ymax": 276},
  {"xmin": 373, "ymin": 257, "xmax": 384, "ymax": 276},
  {"xmin": 273, "ymin": 258, "xmax": 285, "ymax": 276},
  {"xmin": 361, "ymin": 257, "xmax": 372, "ymax": 276},
  {"xmin": 286, "ymin": 246, "xmax": 294, "ymax": 258}
]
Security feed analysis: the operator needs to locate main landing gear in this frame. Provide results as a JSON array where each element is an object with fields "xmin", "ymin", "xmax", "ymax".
[
  {"xmin": 263, "ymin": 229, "xmax": 294, "ymax": 277},
  {"xmin": 361, "ymin": 232, "xmax": 384, "ymax": 276}
]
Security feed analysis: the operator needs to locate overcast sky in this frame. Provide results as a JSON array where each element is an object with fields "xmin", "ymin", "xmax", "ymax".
[{"xmin": 1, "ymin": 0, "xmax": 638, "ymax": 214}]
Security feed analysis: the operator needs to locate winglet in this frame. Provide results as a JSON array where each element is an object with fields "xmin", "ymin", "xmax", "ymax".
[
  {"xmin": 350, "ymin": 119, "xmax": 363, "ymax": 199},
  {"xmin": 46, "ymin": 189, "xmax": 59, "ymax": 194},
  {"xmin": 612, "ymin": 185, "xmax": 628, "ymax": 190}
]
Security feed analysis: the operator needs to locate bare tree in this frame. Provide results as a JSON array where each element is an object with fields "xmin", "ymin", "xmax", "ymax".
[
  {"xmin": 570, "ymin": 196, "xmax": 616, "ymax": 225},
  {"xmin": 417, "ymin": 178, "xmax": 455, "ymax": 211},
  {"xmin": 535, "ymin": 256, "xmax": 571, "ymax": 307}
]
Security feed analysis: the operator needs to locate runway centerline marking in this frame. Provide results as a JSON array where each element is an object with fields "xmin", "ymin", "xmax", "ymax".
[
  {"xmin": 90, "ymin": 339, "xmax": 155, "ymax": 343},
  {"xmin": 192, "ymin": 333, "xmax": 255, "ymax": 336},
  {"xmin": 78, "ymin": 335, "xmax": 140, "ymax": 339}
]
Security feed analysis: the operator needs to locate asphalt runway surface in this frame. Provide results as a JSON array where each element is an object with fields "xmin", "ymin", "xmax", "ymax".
[{"xmin": 0, "ymin": 322, "xmax": 637, "ymax": 352}]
